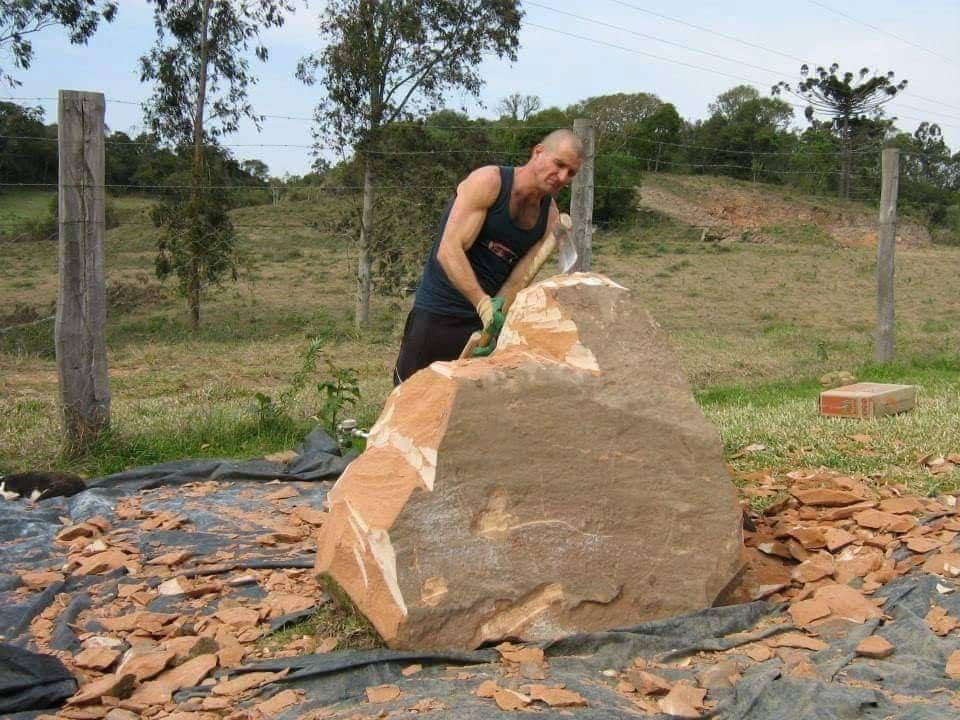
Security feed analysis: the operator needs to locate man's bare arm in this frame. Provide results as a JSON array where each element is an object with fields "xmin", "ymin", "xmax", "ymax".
[{"xmin": 435, "ymin": 166, "xmax": 501, "ymax": 309}]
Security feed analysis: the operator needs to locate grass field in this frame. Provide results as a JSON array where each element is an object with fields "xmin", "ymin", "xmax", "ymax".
[
  {"xmin": 1, "ymin": 180, "xmax": 958, "ymax": 497},
  {"xmin": 0, "ymin": 190, "xmax": 55, "ymax": 227}
]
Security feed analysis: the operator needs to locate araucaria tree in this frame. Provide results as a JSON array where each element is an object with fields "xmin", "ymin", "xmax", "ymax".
[
  {"xmin": 297, "ymin": 0, "xmax": 523, "ymax": 328},
  {"xmin": 773, "ymin": 64, "xmax": 907, "ymax": 198},
  {"xmin": 141, "ymin": 0, "xmax": 291, "ymax": 329},
  {"xmin": 0, "ymin": 0, "xmax": 117, "ymax": 85}
]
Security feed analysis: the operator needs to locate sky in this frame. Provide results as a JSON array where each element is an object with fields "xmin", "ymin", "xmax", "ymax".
[{"xmin": 4, "ymin": 0, "xmax": 960, "ymax": 177}]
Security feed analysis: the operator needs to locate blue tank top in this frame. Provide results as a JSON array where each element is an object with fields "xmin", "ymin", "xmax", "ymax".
[{"xmin": 414, "ymin": 166, "xmax": 552, "ymax": 318}]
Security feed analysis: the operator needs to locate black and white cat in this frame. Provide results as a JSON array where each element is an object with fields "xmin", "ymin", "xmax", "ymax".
[{"xmin": 0, "ymin": 471, "xmax": 86, "ymax": 501}]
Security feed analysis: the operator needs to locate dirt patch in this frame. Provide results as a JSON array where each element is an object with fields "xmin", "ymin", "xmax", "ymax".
[
  {"xmin": 0, "ymin": 302, "xmax": 53, "ymax": 328},
  {"xmin": 107, "ymin": 279, "xmax": 167, "ymax": 314},
  {"xmin": 639, "ymin": 175, "xmax": 930, "ymax": 247},
  {"xmin": 0, "ymin": 279, "xmax": 164, "ymax": 329}
]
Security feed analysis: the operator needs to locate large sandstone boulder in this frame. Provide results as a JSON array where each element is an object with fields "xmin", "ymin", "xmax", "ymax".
[{"xmin": 316, "ymin": 273, "xmax": 743, "ymax": 650}]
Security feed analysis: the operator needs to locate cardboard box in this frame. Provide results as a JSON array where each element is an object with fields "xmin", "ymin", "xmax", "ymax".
[{"xmin": 819, "ymin": 383, "xmax": 916, "ymax": 419}]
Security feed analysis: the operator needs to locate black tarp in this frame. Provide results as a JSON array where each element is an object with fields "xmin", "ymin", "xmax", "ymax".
[
  {"xmin": 0, "ymin": 644, "xmax": 76, "ymax": 714},
  {"xmin": 201, "ymin": 584, "xmax": 959, "ymax": 719},
  {"xmin": 2, "ymin": 426, "xmax": 959, "ymax": 718}
]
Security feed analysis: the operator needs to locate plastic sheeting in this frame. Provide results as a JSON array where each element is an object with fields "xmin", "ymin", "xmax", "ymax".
[
  {"xmin": 2, "ymin": 427, "xmax": 350, "ymax": 649},
  {"xmin": 197, "ymin": 583, "xmax": 960, "ymax": 719},
  {"xmin": 2, "ymin": 426, "xmax": 959, "ymax": 718},
  {"xmin": 0, "ymin": 644, "xmax": 76, "ymax": 714}
]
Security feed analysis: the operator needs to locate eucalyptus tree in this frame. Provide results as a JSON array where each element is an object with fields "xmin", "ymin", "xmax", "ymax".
[
  {"xmin": 774, "ymin": 64, "xmax": 907, "ymax": 198},
  {"xmin": 140, "ymin": 0, "xmax": 292, "ymax": 328},
  {"xmin": 568, "ymin": 92, "xmax": 663, "ymax": 150},
  {"xmin": 0, "ymin": 0, "xmax": 116, "ymax": 85},
  {"xmin": 297, "ymin": 0, "xmax": 523, "ymax": 328}
]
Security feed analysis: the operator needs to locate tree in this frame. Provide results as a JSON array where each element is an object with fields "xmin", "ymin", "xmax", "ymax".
[
  {"xmin": 890, "ymin": 122, "xmax": 959, "ymax": 226},
  {"xmin": 241, "ymin": 158, "xmax": 269, "ymax": 182},
  {"xmin": 773, "ymin": 64, "xmax": 907, "ymax": 198},
  {"xmin": 693, "ymin": 88, "xmax": 793, "ymax": 181},
  {"xmin": 0, "ymin": 0, "xmax": 116, "ymax": 85},
  {"xmin": 495, "ymin": 105, "xmax": 570, "ymax": 161},
  {"xmin": 140, "ymin": 0, "xmax": 292, "ymax": 329},
  {"xmin": 627, "ymin": 102, "xmax": 683, "ymax": 172},
  {"xmin": 497, "ymin": 92, "xmax": 541, "ymax": 121},
  {"xmin": 788, "ymin": 126, "xmax": 840, "ymax": 195},
  {"xmin": 297, "ymin": 0, "xmax": 522, "ymax": 328},
  {"xmin": 707, "ymin": 85, "xmax": 792, "ymax": 128},
  {"xmin": 354, "ymin": 111, "xmax": 503, "ymax": 297},
  {"xmin": 0, "ymin": 101, "xmax": 57, "ymax": 184},
  {"xmin": 568, "ymin": 92, "xmax": 662, "ymax": 149},
  {"xmin": 708, "ymin": 85, "xmax": 761, "ymax": 121},
  {"xmin": 907, "ymin": 122, "xmax": 952, "ymax": 186}
]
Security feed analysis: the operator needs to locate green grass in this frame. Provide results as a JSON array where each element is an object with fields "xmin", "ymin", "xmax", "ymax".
[
  {"xmin": 0, "ymin": 190, "xmax": 55, "ymax": 228},
  {"xmin": 702, "ymin": 354, "xmax": 960, "ymax": 498},
  {"xmin": 260, "ymin": 578, "xmax": 383, "ymax": 652},
  {"xmin": 760, "ymin": 321, "xmax": 800, "ymax": 337},
  {"xmin": 601, "ymin": 208, "xmax": 704, "ymax": 258},
  {"xmin": 921, "ymin": 318, "xmax": 951, "ymax": 333},
  {"xmin": 0, "ymin": 396, "xmax": 318, "ymax": 477},
  {"xmin": 759, "ymin": 222, "xmax": 835, "ymax": 246}
]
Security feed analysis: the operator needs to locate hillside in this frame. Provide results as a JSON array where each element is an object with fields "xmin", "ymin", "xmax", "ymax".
[{"xmin": 638, "ymin": 173, "xmax": 932, "ymax": 247}]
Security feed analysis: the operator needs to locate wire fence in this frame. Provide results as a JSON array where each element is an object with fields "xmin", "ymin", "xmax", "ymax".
[
  {"xmin": 3, "ymin": 0, "xmax": 959, "ymax": 455},
  {"xmin": 0, "ymin": 125, "xmax": 956, "ymax": 453},
  {"xmin": 1, "ymin": 89, "xmax": 954, "ymax": 354},
  {"xmin": 0, "ymin": 108, "xmax": 941, "ymax": 247}
]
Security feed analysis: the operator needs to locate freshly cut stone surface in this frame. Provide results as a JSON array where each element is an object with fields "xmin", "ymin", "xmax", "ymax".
[{"xmin": 315, "ymin": 273, "xmax": 743, "ymax": 650}]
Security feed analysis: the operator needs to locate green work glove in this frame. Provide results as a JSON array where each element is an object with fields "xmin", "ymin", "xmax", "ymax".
[
  {"xmin": 475, "ymin": 295, "xmax": 506, "ymax": 337},
  {"xmin": 472, "ymin": 295, "xmax": 505, "ymax": 358},
  {"xmin": 471, "ymin": 341, "xmax": 495, "ymax": 357}
]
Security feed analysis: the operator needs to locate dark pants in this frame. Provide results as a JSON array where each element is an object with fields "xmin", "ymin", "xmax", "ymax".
[{"xmin": 393, "ymin": 307, "xmax": 482, "ymax": 386}]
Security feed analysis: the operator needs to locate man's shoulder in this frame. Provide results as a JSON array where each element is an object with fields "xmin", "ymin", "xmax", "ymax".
[{"xmin": 458, "ymin": 165, "xmax": 502, "ymax": 208}]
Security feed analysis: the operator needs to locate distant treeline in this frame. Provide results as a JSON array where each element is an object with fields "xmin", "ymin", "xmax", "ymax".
[
  {"xmin": 0, "ymin": 100, "xmax": 270, "ymax": 199},
  {"xmin": 3, "ymin": 86, "xmax": 958, "ymax": 234}
]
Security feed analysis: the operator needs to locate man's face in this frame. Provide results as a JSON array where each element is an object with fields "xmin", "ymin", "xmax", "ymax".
[{"xmin": 532, "ymin": 142, "xmax": 582, "ymax": 194}]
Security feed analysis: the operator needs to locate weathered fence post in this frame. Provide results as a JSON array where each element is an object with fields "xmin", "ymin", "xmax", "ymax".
[
  {"xmin": 874, "ymin": 147, "xmax": 899, "ymax": 363},
  {"xmin": 56, "ymin": 90, "xmax": 111, "ymax": 452},
  {"xmin": 570, "ymin": 118, "xmax": 595, "ymax": 272}
]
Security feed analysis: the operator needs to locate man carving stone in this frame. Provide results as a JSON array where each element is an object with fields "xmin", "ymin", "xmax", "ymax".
[{"xmin": 393, "ymin": 129, "xmax": 584, "ymax": 385}]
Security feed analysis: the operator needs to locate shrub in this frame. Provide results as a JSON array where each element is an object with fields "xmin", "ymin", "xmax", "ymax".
[{"xmin": 7, "ymin": 195, "xmax": 120, "ymax": 242}]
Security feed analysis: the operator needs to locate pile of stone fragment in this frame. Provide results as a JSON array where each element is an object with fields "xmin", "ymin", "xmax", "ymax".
[
  {"xmin": 450, "ymin": 465, "xmax": 960, "ymax": 718},
  {"xmin": 736, "ymin": 466, "xmax": 960, "ymax": 673},
  {"xmin": 16, "ymin": 480, "xmax": 334, "ymax": 720},
  {"xmin": 363, "ymin": 643, "xmax": 591, "ymax": 714},
  {"xmin": 436, "ymin": 466, "xmax": 960, "ymax": 718},
  {"xmin": 13, "ymin": 462, "xmax": 960, "ymax": 720}
]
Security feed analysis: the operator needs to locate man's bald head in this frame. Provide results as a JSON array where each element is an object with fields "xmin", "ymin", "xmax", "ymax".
[
  {"xmin": 522, "ymin": 128, "xmax": 583, "ymax": 195},
  {"xmin": 538, "ymin": 128, "xmax": 583, "ymax": 159}
]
